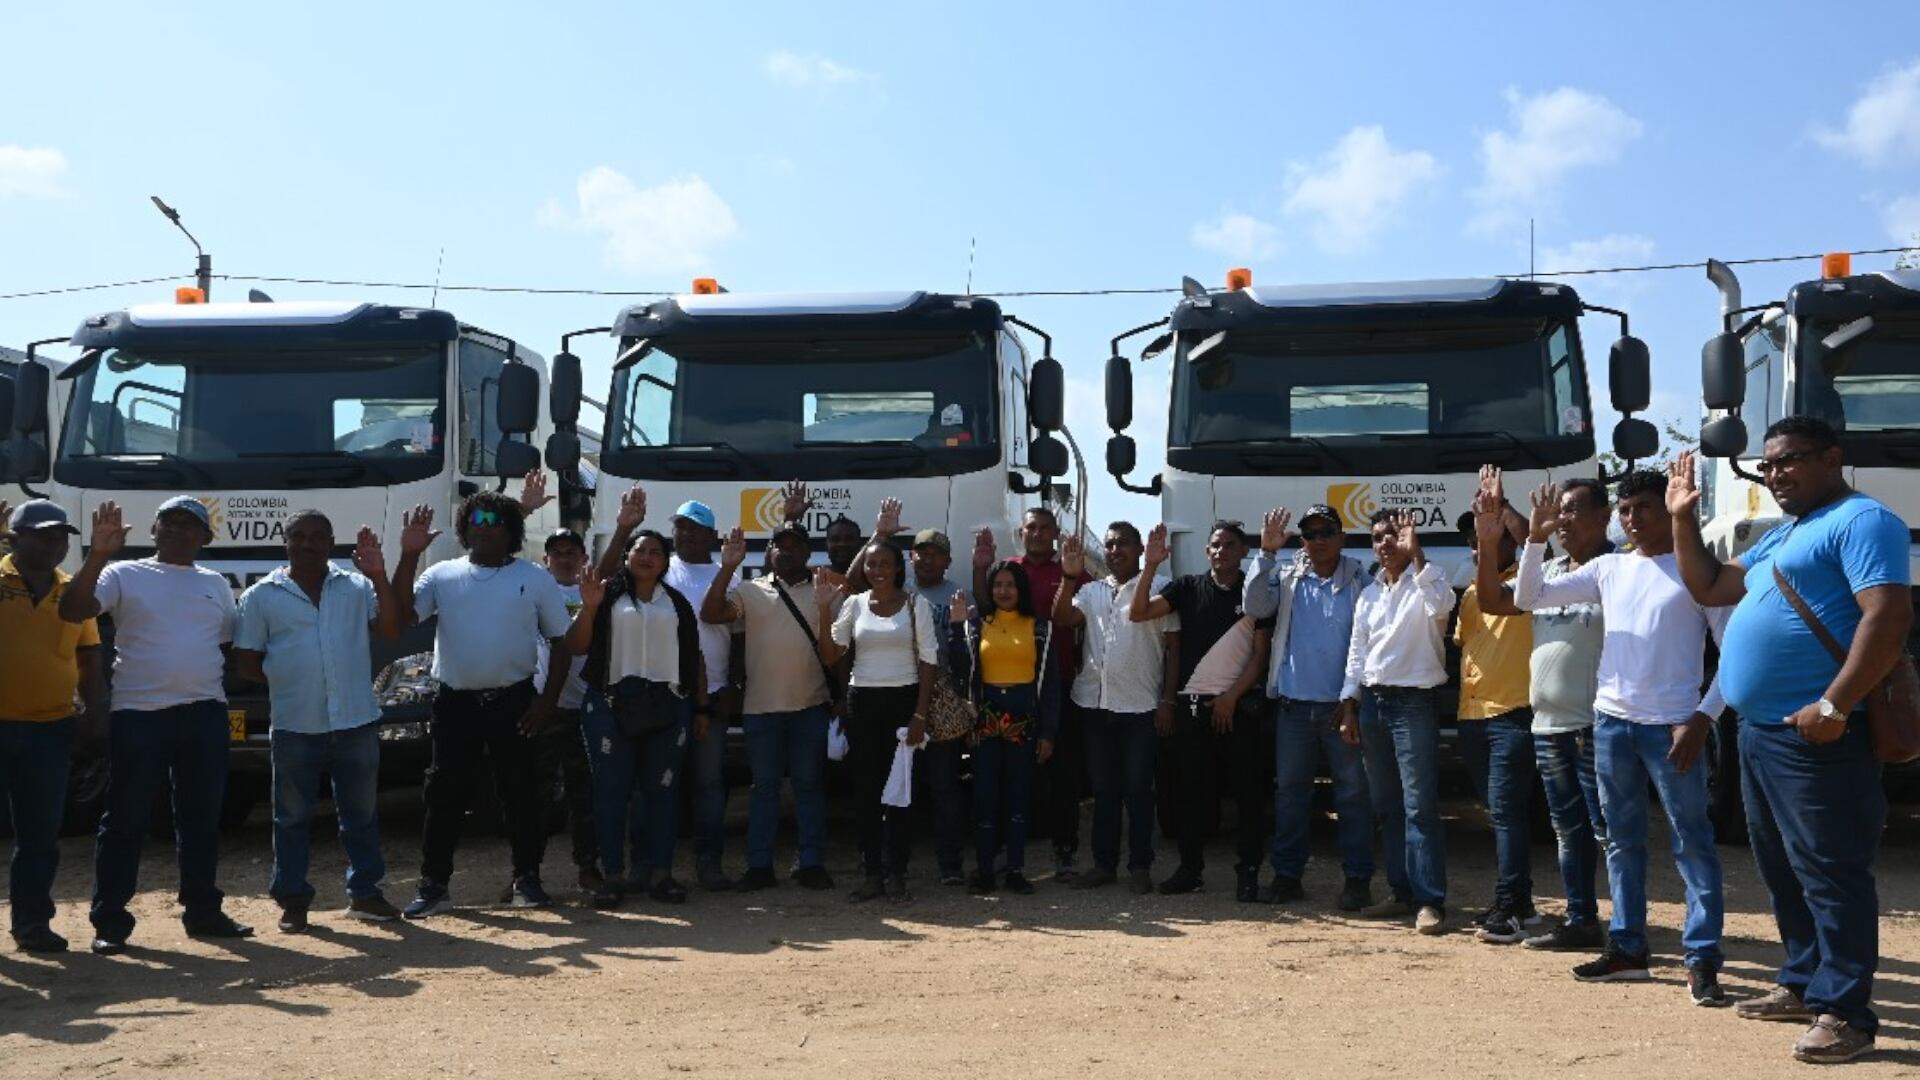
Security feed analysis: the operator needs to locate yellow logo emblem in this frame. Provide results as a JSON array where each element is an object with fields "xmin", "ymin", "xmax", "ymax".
[
  {"xmin": 1326, "ymin": 483, "xmax": 1376, "ymax": 530},
  {"xmin": 740, "ymin": 488, "xmax": 786, "ymax": 533},
  {"xmin": 195, "ymin": 496, "xmax": 225, "ymax": 534}
]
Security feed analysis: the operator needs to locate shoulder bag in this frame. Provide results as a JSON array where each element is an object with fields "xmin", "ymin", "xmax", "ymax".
[
  {"xmin": 909, "ymin": 595, "xmax": 975, "ymax": 743},
  {"xmin": 1772, "ymin": 565, "xmax": 1920, "ymax": 764}
]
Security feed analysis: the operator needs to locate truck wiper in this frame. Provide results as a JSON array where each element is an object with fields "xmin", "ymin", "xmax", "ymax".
[
  {"xmin": 797, "ymin": 439, "xmax": 928, "ymax": 459},
  {"xmin": 664, "ymin": 441, "xmax": 758, "ymax": 470},
  {"xmin": 238, "ymin": 449, "xmax": 395, "ymax": 482},
  {"xmin": 1190, "ymin": 435, "xmax": 1349, "ymax": 469},
  {"xmin": 74, "ymin": 451, "xmax": 215, "ymax": 484},
  {"xmin": 1422, "ymin": 430, "xmax": 1553, "ymax": 471}
]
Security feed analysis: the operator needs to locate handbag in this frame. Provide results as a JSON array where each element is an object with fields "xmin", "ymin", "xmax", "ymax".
[
  {"xmin": 610, "ymin": 676, "xmax": 681, "ymax": 737},
  {"xmin": 1772, "ymin": 565, "xmax": 1920, "ymax": 764},
  {"xmin": 910, "ymin": 596, "xmax": 975, "ymax": 743}
]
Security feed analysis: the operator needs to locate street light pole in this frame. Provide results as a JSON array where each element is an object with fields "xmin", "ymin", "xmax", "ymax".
[{"xmin": 149, "ymin": 195, "xmax": 212, "ymax": 300}]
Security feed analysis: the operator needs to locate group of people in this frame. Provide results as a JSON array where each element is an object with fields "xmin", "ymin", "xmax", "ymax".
[{"xmin": 0, "ymin": 415, "xmax": 1904, "ymax": 1065}]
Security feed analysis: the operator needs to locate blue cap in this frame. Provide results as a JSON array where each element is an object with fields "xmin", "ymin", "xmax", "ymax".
[
  {"xmin": 7, "ymin": 499, "xmax": 80, "ymax": 535},
  {"xmin": 156, "ymin": 495, "xmax": 213, "ymax": 527},
  {"xmin": 670, "ymin": 500, "xmax": 716, "ymax": 530}
]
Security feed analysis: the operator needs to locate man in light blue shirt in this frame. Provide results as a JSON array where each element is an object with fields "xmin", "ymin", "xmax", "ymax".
[
  {"xmin": 1243, "ymin": 504, "xmax": 1374, "ymax": 911},
  {"xmin": 233, "ymin": 510, "xmax": 404, "ymax": 931}
]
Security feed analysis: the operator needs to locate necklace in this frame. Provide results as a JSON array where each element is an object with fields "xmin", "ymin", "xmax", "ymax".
[{"xmin": 466, "ymin": 557, "xmax": 511, "ymax": 582}]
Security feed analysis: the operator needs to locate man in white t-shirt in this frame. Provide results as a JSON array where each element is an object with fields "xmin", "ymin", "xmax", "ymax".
[
  {"xmin": 531, "ymin": 527, "xmax": 599, "ymax": 898},
  {"xmin": 1512, "ymin": 470, "xmax": 1730, "ymax": 1006},
  {"xmin": 60, "ymin": 496, "xmax": 250, "ymax": 952},
  {"xmin": 1051, "ymin": 522, "xmax": 1176, "ymax": 895},
  {"xmin": 391, "ymin": 492, "xmax": 574, "ymax": 918}
]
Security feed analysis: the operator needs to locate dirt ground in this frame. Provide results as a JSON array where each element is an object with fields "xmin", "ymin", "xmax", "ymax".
[{"xmin": 3, "ymin": 790, "xmax": 1918, "ymax": 1079}]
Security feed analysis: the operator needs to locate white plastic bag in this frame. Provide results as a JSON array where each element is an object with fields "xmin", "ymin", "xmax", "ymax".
[
  {"xmin": 881, "ymin": 726, "xmax": 917, "ymax": 807},
  {"xmin": 827, "ymin": 718, "xmax": 850, "ymax": 762}
]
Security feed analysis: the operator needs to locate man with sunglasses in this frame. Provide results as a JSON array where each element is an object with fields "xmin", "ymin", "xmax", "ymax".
[
  {"xmin": 1667, "ymin": 417, "xmax": 1910, "ymax": 1065},
  {"xmin": 1242, "ymin": 504, "xmax": 1374, "ymax": 911},
  {"xmin": 392, "ymin": 492, "xmax": 574, "ymax": 917}
]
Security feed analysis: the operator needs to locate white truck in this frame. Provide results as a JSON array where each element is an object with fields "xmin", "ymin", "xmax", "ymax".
[
  {"xmin": 1695, "ymin": 253, "xmax": 1920, "ymax": 834},
  {"xmin": 1, "ymin": 296, "xmax": 582, "ymax": 827},
  {"xmin": 1, "ymin": 344, "xmax": 68, "ymax": 510},
  {"xmin": 559, "ymin": 282, "xmax": 1083, "ymax": 570}
]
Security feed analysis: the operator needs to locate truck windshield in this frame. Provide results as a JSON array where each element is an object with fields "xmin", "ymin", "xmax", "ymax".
[
  {"xmin": 604, "ymin": 330, "xmax": 998, "ymax": 478},
  {"xmin": 1168, "ymin": 318, "xmax": 1592, "ymax": 471},
  {"xmin": 58, "ymin": 344, "xmax": 445, "ymax": 488},
  {"xmin": 1805, "ymin": 323, "xmax": 1920, "ymax": 433}
]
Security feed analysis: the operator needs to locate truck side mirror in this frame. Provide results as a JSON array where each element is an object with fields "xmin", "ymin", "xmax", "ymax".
[
  {"xmin": 5, "ymin": 434, "xmax": 49, "ymax": 483},
  {"xmin": 1105, "ymin": 355, "xmax": 1132, "ymax": 431},
  {"xmin": 496, "ymin": 363, "xmax": 539, "ymax": 436},
  {"xmin": 1028, "ymin": 356, "xmax": 1064, "ymax": 433},
  {"xmin": 549, "ymin": 352, "xmax": 582, "ymax": 427},
  {"xmin": 10, "ymin": 359, "xmax": 50, "ymax": 436},
  {"xmin": 1106, "ymin": 434, "xmax": 1136, "ymax": 477},
  {"xmin": 1699, "ymin": 415, "xmax": 1749, "ymax": 459},
  {"xmin": 544, "ymin": 431, "xmax": 581, "ymax": 472},
  {"xmin": 1612, "ymin": 417, "xmax": 1658, "ymax": 461},
  {"xmin": 1608, "ymin": 335, "xmax": 1651, "ymax": 414},
  {"xmin": 1701, "ymin": 332, "xmax": 1745, "ymax": 411},
  {"xmin": 1028, "ymin": 433, "xmax": 1068, "ymax": 477},
  {"xmin": 495, "ymin": 437, "xmax": 541, "ymax": 479}
]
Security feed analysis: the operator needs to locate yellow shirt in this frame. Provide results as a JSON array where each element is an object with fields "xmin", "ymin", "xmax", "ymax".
[
  {"xmin": 1453, "ymin": 567, "xmax": 1533, "ymax": 721},
  {"xmin": 978, "ymin": 613, "xmax": 1038, "ymax": 687},
  {"xmin": 0, "ymin": 555, "xmax": 101, "ymax": 722}
]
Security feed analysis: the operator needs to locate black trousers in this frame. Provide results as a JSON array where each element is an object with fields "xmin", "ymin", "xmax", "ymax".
[
  {"xmin": 1034, "ymin": 698, "xmax": 1086, "ymax": 859},
  {"xmin": 420, "ymin": 681, "xmax": 546, "ymax": 884},
  {"xmin": 533, "ymin": 707, "xmax": 598, "ymax": 870},
  {"xmin": 1168, "ymin": 694, "xmax": 1272, "ymax": 873},
  {"xmin": 846, "ymin": 685, "xmax": 917, "ymax": 877}
]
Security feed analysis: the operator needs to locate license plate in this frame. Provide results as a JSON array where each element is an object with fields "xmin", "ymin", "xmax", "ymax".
[{"xmin": 228, "ymin": 710, "xmax": 248, "ymax": 743}]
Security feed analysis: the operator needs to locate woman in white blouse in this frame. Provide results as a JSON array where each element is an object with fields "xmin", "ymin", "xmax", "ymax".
[
  {"xmin": 817, "ymin": 543, "xmax": 937, "ymax": 902},
  {"xmin": 566, "ymin": 530, "xmax": 708, "ymax": 907}
]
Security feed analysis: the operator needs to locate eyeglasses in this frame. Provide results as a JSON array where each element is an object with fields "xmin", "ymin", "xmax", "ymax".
[
  {"xmin": 469, "ymin": 509, "xmax": 505, "ymax": 527},
  {"xmin": 1755, "ymin": 448, "xmax": 1819, "ymax": 477},
  {"xmin": 1298, "ymin": 527, "xmax": 1340, "ymax": 541}
]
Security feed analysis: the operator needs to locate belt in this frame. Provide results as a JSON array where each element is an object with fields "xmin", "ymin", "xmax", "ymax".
[
  {"xmin": 436, "ymin": 679, "xmax": 534, "ymax": 706},
  {"xmin": 1367, "ymin": 684, "xmax": 1434, "ymax": 698}
]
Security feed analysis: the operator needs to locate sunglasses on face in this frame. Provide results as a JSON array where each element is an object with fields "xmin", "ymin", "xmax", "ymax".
[
  {"xmin": 1299, "ymin": 527, "xmax": 1340, "ymax": 541},
  {"xmin": 1755, "ymin": 448, "xmax": 1819, "ymax": 477},
  {"xmin": 469, "ymin": 509, "xmax": 506, "ymax": 527}
]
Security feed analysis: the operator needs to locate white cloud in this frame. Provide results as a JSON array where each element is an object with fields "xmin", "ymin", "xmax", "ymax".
[
  {"xmin": 1471, "ymin": 88, "xmax": 1642, "ymax": 233},
  {"xmin": 1190, "ymin": 212, "xmax": 1280, "ymax": 261},
  {"xmin": 1281, "ymin": 126, "xmax": 1439, "ymax": 254},
  {"xmin": 1883, "ymin": 194, "xmax": 1920, "ymax": 243},
  {"xmin": 764, "ymin": 51, "xmax": 867, "ymax": 88},
  {"xmin": 538, "ymin": 166, "xmax": 739, "ymax": 274},
  {"xmin": 0, "ymin": 145, "xmax": 68, "ymax": 198},
  {"xmin": 1815, "ymin": 59, "xmax": 1920, "ymax": 164},
  {"xmin": 1539, "ymin": 232, "xmax": 1656, "ymax": 274}
]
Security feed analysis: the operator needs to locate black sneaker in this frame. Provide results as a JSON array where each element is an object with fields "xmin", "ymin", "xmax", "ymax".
[
  {"xmin": 1336, "ymin": 878, "xmax": 1372, "ymax": 913},
  {"xmin": 404, "ymin": 882, "xmax": 451, "ymax": 920},
  {"xmin": 1234, "ymin": 865, "xmax": 1260, "ymax": 903},
  {"xmin": 1002, "ymin": 871, "xmax": 1035, "ymax": 895},
  {"xmin": 183, "ymin": 912, "xmax": 255, "ymax": 939},
  {"xmin": 1475, "ymin": 907, "xmax": 1527, "ymax": 945},
  {"xmin": 1523, "ymin": 919, "xmax": 1605, "ymax": 951},
  {"xmin": 968, "ymin": 870, "xmax": 997, "ymax": 895},
  {"xmin": 589, "ymin": 877, "xmax": 623, "ymax": 909},
  {"xmin": 510, "ymin": 877, "xmax": 553, "ymax": 909},
  {"xmin": 90, "ymin": 935, "xmax": 128, "ymax": 956},
  {"xmin": 277, "ymin": 901, "xmax": 311, "ymax": 934},
  {"xmin": 1572, "ymin": 946, "xmax": 1652, "ymax": 982},
  {"xmin": 577, "ymin": 866, "xmax": 608, "ymax": 897},
  {"xmin": 939, "ymin": 869, "xmax": 966, "ymax": 887},
  {"xmin": 1263, "ymin": 875, "xmax": 1305, "ymax": 904},
  {"xmin": 794, "ymin": 866, "xmax": 835, "ymax": 891},
  {"xmin": 736, "ymin": 867, "xmax": 779, "ymax": 892},
  {"xmin": 1158, "ymin": 865, "xmax": 1204, "ymax": 895},
  {"xmin": 12, "ymin": 925, "xmax": 69, "ymax": 953},
  {"xmin": 1688, "ymin": 965, "xmax": 1730, "ymax": 1008}
]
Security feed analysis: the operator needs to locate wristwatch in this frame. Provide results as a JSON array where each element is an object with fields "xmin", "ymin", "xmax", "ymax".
[{"xmin": 1816, "ymin": 698, "xmax": 1842, "ymax": 721}]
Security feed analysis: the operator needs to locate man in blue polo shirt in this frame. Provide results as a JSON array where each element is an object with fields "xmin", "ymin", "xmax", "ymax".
[
  {"xmin": 1669, "ymin": 417, "xmax": 1912, "ymax": 1066},
  {"xmin": 234, "ymin": 510, "xmax": 406, "ymax": 931}
]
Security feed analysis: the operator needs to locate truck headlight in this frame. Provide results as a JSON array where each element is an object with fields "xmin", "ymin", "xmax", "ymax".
[{"xmin": 375, "ymin": 652, "xmax": 437, "ymax": 708}]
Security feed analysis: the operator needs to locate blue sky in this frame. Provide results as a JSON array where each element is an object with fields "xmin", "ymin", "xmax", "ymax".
[{"xmin": 5, "ymin": 1, "xmax": 1919, "ymax": 528}]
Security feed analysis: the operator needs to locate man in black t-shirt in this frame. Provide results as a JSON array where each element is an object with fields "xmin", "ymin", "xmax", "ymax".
[{"xmin": 1130, "ymin": 522, "xmax": 1274, "ymax": 899}]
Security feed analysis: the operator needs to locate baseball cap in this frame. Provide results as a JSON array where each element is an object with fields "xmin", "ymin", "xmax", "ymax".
[
  {"xmin": 911, "ymin": 528, "xmax": 951, "ymax": 553},
  {"xmin": 769, "ymin": 520, "xmax": 810, "ymax": 546},
  {"xmin": 1299, "ymin": 504, "xmax": 1341, "ymax": 530},
  {"xmin": 6, "ymin": 499, "xmax": 80, "ymax": 535},
  {"xmin": 544, "ymin": 528, "xmax": 586, "ymax": 552},
  {"xmin": 156, "ymin": 495, "xmax": 212, "ymax": 527},
  {"xmin": 670, "ymin": 500, "xmax": 716, "ymax": 530}
]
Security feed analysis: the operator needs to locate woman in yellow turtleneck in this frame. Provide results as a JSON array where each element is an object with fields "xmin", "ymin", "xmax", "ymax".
[{"xmin": 948, "ymin": 560, "xmax": 1060, "ymax": 896}]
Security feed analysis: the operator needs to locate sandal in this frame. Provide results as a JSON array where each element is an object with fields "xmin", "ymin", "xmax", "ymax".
[{"xmin": 648, "ymin": 877, "xmax": 688, "ymax": 904}]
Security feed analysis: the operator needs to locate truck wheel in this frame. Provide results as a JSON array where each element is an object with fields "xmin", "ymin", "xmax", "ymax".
[{"xmin": 1705, "ymin": 712, "xmax": 1748, "ymax": 845}]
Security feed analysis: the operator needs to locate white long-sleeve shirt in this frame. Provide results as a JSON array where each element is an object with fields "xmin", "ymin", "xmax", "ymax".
[
  {"xmin": 1513, "ymin": 540, "xmax": 1728, "ymax": 725},
  {"xmin": 1340, "ymin": 561, "xmax": 1456, "ymax": 701}
]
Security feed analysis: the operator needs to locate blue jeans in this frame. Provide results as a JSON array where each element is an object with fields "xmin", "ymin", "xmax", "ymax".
[
  {"xmin": 973, "ymin": 683, "xmax": 1040, "ymax": 872},
  {"xmin": 1741, "ymin": 718, "xmax": 1885, "ymax": 1034},
  {"xmin": 584, "ymin": 691, "xmax": 690, "ymax": 881},
  {"xmin": 743, "ymin": 705, "xmax": 830, "ymax": 871},
  {"xmin": 1535, "ymin": 727, "xmax": 1605, "ymax": 924},
  {"xmin": 1271, "ymin": 699, "xmax": 1373, "ymax": 882},
  {"xmin": 91, "ymin": 700, "xmax": 231, "ymax": 938},
  {"xmin": 1358, "ymin": 686, "xmax": 1445, "ymax": 909},
  {"xmin": 1, "ymin": 717, "xmax": 72, "ymax": 935},
  {"xmin": 683, "ymin": 709, "xmax": 728, "ymax": 874},
  {"xmin": 1478, "ymin": 708, "xmax": 1537, "ymax": 912},
  {"xmin": 1083, "ymin": 707, "xmax": 1156, "ymax": 872},
  {"xmin": 1593, "ymin": 713, "xmax": 1723, "ymax": 968},
  {"xmin": 269, "ymin": 724, "xmax": 385, "ymax": 903}
]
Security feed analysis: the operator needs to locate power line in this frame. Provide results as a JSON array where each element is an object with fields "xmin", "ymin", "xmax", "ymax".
[{"xmin": 2, "ymin": 243, "xmax": 1916, "ymax": 304}]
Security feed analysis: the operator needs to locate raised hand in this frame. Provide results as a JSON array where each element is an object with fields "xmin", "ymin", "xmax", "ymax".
[
  {"xmin": 400, "ymin": 504, "xmax": 440, "ymax": 555},
  {"xmin": 1526, "ymin": 481, "xmax": 1558, "ymax": 543},
  {"xmin": 352, "ymin": 526, "xmax": 387, "ymax": 578},
  {"xmin": 578, "ymin": 574, "xmax": 607, "ymax": 608},
  {"xmin": 948, "ymin": 588, "xmax": 970, "ymax": 625},
  {"xmin": 972, "ymin": 527, "xmax": 996, "ymax": 571},
  {"xmin": 516, "ymin": 468, "xmax": 554, "ymax": 516},
  {"xmin": 1667, "ymin": 450, "xmax": 1701, "ymax": 519},
  {"xmin": 719, "ymin": 526, "xmax": 747, "ymax": 569},
  {"xmin": 1472, "ymin": 486, "xmax": 1507, "ymax": 547},
  {"xmin": 873, "ymin": 497, "xmax": 905, "ymax": 538},
  {"xmin": 90, "ymin": 500, "xmax": 131, "ymax": 559},
  {"xmin": 616, "ymin": 484, "xmax": 647, "ymax": 531},
  {"xmin": 1144, "ymin": 523, "xmax": 1169, "ymax": 567},
  {"xmin": 779, "ymin": 478, "xmax": 812, "ymax": 524},
  {"xmin": 1479, "ymin": 463, "xmax": 1506, "ymax": 507},
  {"xmin": 1259, "ymin": 508, "xmax": 1293, "ymax": 553},
  {"xmin": 1060, "ymin": 535, "xmax": 1085, "ymax": 578},
  {"xmin": 814, "ymin": 568, "xmax": 845, "ymax": 614}
]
